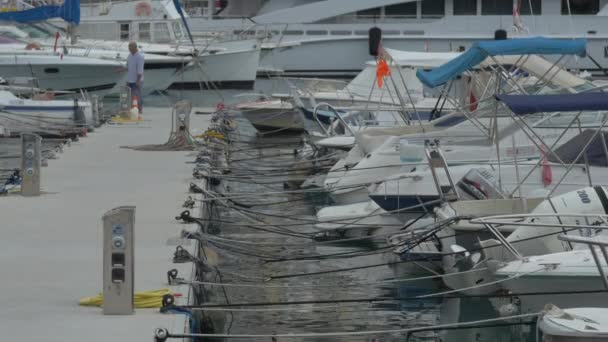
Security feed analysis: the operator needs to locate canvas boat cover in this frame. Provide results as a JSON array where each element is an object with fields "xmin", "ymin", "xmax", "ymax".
[
  {"xmin": 496, "ymin": 92, "xmax": 608, "ymax": 115},
  {"xmin": 548, "ymin": 129, "xmax": 608, "ymax": 167},
  {"xmin": 416, "ymin": 37, "xmax": 587, "ymax": 88},
  {"xmin": 0, "ymin": 0, "xmax": 80, "ymax": 24}
]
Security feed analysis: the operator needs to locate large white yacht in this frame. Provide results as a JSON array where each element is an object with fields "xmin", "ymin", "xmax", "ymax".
[
  {"xmin": 74, "ymin": 0, "xmax": 261, "ymax": 89},
  {"xmin": 187, "ymin": 0, "xmax": 608, "ymax": 78}
]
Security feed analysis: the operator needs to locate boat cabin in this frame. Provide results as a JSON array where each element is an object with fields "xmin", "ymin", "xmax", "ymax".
[{"xmin": 78, "ymin": 0, "xmax": 187, "ymax": 43}]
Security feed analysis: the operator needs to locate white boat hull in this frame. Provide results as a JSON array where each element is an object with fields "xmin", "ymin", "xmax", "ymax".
[
  {"xmin": 240, "ymin": 107, "xmax": 303, "ymax": 132},
  {"xmin": 0, "ymin": 55, "xmax": 126, "ymax": 97}
]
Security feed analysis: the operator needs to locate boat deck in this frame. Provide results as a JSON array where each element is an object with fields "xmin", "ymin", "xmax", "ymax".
[{"xmin": 0, "ymin": 107, "xmax": 209, "ymax": 341}]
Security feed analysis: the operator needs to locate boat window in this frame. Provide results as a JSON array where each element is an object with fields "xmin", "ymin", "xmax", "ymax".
[
  {"xmin": 172, "ymin": 22, "xmax": 183, "ymax": 39},
  {"xmin": 306, "ymin": 30, "xmax": 327, "ymax": 35},
  {"xmin": 153, "ymin": 23, "xmax": 171, "ymax": 43},
  {"xmin": 481, "ymin": 0, "xmax": 512, "ymax": 15},
  {"xmin": 330, "ymin": 30, "xmax": 352, "ymax": 35},
  {"xmin": 385, "ymin": 3, "xmax": 417, "ymax": 18},
  {"xmin": 382, "ymin": 30, "xmax": 401, "ymax": 36},
  {"xmin": 421, "ymin": 0, "xmax": 445, "ymax": 18},
  {"xmin": 119, "ymin": 23, "xmax": 130, "ymax": 41},
  {"xmin": 138, "ymin": 23, "xmax": 151, "ymax": 42},
  {"xmin": 357, "ymin": 7, "xmax": 381, "ymax": 18},
  {"xmin": 403, "ymin": 30, "xmax": 425, "ymax": 35},
  {"xmin": 520, "ymin": 0, "xmax": 542, "ymax": 15},
  {"xmin": 283, "ymin": 30, "xmax": 304, "ymax": 35},
  {"xmin": 453, "ymin": 0, "xmax": 477, "ymax": 15},
  {"xmin": 561, "ymin": 0, "xmax": 599, "ymax": 14}
]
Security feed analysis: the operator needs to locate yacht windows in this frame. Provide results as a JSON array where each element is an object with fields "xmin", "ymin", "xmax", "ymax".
[
  {"xmin": 357, "ymin": 7, "xmax": 381, "ymax": 18},
  {"xmin": 138, "ymin": 22, "xmax": 151, "ymax": 42},
  {"xmin": 330, "ymin": 30, "xmax": 352, "ymax": 35},
  {"xmin": 453, "ymin": 0, "xmax": 477, "ymax": 15},
  {"xmin": 154, "ymin": 23, "xmax": 171, "ymax": 43},
  {"xmin": 481, "ymin": 0, "xmax": 512, "ymax": 15},
  {"xmin": 283, "ymin": 30, "xmax": 304, "ymax": 35},
  {"xmin": 421, "ymin": 0, "xmax": 445, "ymax": 17},
  {"xmin": 385, "ymin": 3, "xmax": 417, "ymax": 18},
  {"xmin": 306, "ymin": 30, "xmax": 328, "ymax": 35},
  {"xmin": 561, "ymin": 0, "xmax": 599, "ymax": 15},
  {"xmin": 520, "ymin": 0, "xmax": 542, "ymax": 15},
  {"xmin": 119, "ymin": 23, "xmax": 130, "ymax": 41}
]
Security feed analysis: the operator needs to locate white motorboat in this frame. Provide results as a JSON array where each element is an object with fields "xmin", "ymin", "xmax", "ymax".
[
  {"xmin": 539, "ymin": 305, "xmax": 608, "ymax": 342},
  {"xmin": 189, "ymin": 0, "xmax": 608, "ymax": 78},
  {"xmin": 323, "ymin": 39, "xmax": 592, "ymax": 205},
  {"xmin": 0, "ymin": 90, "xmax": 94, "ymax": 135},
  {"xmin": 491, "ymin": 232, "xmax": 608, "ymax": 316},
  {"xmin": 0, "ymin": 38, "xmax": 188, "ymax": 95},
  {"xmin": 0, "ymin": 53, "xmax": 126, "ymax": 97},
  {"xmin": 76, "ymin": 0, "xmax": 262, "ymax": 90},
  {"xmin": 314, "ymin": 200, "xmax": 404, "ymax": 238},
  {"xmin": 370, "ymin": 126, "xmax": 608, "ymax": 214}
]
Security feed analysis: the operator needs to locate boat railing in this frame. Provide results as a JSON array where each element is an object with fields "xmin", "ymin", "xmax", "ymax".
[
  {"xmin": 312, "ymin": 102, "xmax": 355, "ymax": 138},
  {"xmin": 469, "ymin": 213, "xmax": 608, "ymax": 259}
]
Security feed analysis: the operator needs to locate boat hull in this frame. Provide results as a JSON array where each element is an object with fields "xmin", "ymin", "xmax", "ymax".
[
  {"xmin": 0, "ymin": 56, "xmax": 126, "ymax": 97},
  {"xmin": 169, "ymin": 40, "xmax": 261, "ymax": 90}
]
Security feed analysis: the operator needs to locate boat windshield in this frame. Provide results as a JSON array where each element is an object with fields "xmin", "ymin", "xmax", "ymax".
[{"xmin": 17, "ymin": 24, "xmax": 54, "ymax": 39}]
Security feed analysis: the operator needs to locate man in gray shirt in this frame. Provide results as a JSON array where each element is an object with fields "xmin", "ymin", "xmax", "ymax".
[{"xmin": 127, "ymin": 41, "xmax": 144, "ymax": 114}]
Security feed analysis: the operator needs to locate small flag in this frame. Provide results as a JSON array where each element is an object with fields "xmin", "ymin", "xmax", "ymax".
[
  {"xmin": 469, "ymin": 91, "xmax": 478, "ymax": 112},
  {"xmin": 376, "ymin": 58, "xmax": 391, "ymax": 89},
  {"xmin": 53, "ymin": 32, "xmax": 59, "ymax": 53}
]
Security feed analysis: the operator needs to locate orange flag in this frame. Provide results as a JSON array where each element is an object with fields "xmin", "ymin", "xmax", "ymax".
[{"xmin": 376, "ymin": 58, "xmax": 391, "ymax": 89}]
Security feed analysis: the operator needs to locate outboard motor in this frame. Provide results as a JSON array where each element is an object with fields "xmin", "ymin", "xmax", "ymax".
[
  {"xmin": 456, "ymin": 168, "xmax": 505, "ymax": 201},
  {"xmin": 369, "ymin": 27, "xmax": 382, "ymax": 56}
]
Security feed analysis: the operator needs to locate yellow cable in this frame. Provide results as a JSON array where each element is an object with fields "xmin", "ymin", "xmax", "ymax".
[{"xmin": 79, "ymin": 288, "xmax": 174, "ymax": 308}]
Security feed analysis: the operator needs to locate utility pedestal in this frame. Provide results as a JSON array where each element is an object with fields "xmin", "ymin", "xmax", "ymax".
[
  {"xmin": 102, "ymin": 206, "xmax": 135, "ymax": 315},
  {"xmin": 21, "ymin": 133, "xmax": 42, "ymax": 196}
]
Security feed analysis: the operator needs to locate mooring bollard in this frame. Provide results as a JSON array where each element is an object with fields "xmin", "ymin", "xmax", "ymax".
[
  {"xmin": 118, "ymin": 85, "xmax": 131, "ymax": 119},
  {"xmin": 102, "ymin": 206, "xmax": 135, "ymax": 315},
  {"xmin": 21, "ymin": 133, "xmax": 42, "ymax": 196},
  {"xmin": 91, "ymin": 95, "xmax": 100, "ymax": 127}
]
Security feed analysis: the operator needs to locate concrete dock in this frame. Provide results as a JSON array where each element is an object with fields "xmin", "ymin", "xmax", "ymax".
[{"xmin": 0, "ymin": 107, "xmax": 209, "ymax": 341}]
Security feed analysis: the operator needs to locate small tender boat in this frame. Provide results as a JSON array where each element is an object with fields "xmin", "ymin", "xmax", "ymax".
[{"xmin": 0, "ymin": 91, "xmax": 94, "ymax": 135}]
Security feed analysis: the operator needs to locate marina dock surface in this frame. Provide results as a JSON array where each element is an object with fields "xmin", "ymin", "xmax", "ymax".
[{"xmin": 0, "ymin": 107, "xmax": 208, "ymax": 341}]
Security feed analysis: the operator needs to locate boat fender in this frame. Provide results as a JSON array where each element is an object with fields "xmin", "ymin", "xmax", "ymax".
[{"xmin": 369, "ymin": 27, "xmax": 382, "ymax": 56}]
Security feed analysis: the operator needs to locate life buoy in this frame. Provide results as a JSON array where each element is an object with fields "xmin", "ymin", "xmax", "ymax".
[
  {"xmin": 135, "ymin": 1, "xmax": 152, "ymax": 16},
  {"xmin": 369, "ymin": 27, "xmax": 382, "ymax": 57}
]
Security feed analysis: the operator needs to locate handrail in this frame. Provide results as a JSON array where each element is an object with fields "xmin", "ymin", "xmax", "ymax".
[{"xmin": 313, "ymin": 102, "xmax": 356, "ymax": 137}]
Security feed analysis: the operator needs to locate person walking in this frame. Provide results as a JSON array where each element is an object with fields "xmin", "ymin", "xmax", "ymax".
[{"xmin": 127, "ymin": 41, "xmax": 144, "ymax": 114}]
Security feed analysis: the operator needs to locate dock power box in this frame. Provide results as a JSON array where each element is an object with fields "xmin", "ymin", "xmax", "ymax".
[
  {"xmin": 21, "ymin": 133, "xmax": 42, "ymax": 196},
  {"xmin": 102, "ymin": 206, "xmax": 135, "ymax": 315}
]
